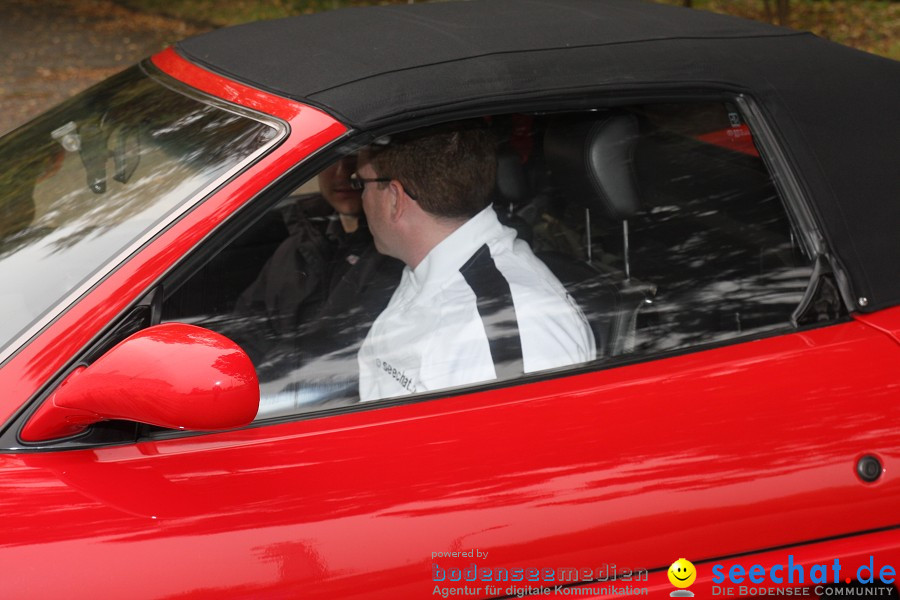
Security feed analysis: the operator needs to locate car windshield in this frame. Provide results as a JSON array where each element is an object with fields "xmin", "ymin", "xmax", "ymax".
[{"xmin": 0, "ymin": 66, "xmax": 278, "ymax": 358}]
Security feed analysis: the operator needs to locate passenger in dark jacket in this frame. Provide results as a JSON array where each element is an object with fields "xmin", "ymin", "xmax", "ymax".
[{"xmin": 232, "ymin": 155, "xmax": 402, "ymax": 408}]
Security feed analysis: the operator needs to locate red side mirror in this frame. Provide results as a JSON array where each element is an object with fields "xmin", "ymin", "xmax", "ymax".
[{"xmin": 20, "ymin": 323, "xmax": 259, "ymax": 443}]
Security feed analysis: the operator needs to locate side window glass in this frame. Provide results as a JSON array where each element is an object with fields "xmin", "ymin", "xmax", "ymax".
[
  {"xmin": 160, "ymin": 103, "xmax": 817, "ymax": 422},
  {"xmin": 530, "ymin": 102, "xmax": 816, "ymax": 356},
  {"xmin": 631, "ymin": 103, "xmax": 814, "ymax": 351},
  {"xmin": 161, "ymin": 155, "xmax": 404, "ymax": 418}
]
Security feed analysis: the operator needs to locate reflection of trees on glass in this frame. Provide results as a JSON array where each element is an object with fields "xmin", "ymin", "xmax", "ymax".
[
  {"xmin": 538, "ymin": 102, "xmax": 813, "ymax": 356},
  {"xmin": 625, "ymin": 117, "xmax": 812, "ymax": 353},
  {"xmin": 0, "ymin": 65, "xmax": 275, "ymax": 353}
]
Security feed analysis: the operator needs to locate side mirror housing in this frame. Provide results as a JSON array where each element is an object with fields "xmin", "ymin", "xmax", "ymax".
[{"xmin": 20, "ymin": 323, "xmax": 259, "ymax": 443}]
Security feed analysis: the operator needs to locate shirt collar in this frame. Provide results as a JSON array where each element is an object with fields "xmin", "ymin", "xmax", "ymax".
[{"xmin": 408, "ymin": 205, "xmax": 513, "ymax": 293}]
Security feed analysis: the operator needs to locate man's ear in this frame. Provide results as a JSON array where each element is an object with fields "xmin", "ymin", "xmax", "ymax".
[{"xmin": 388, "ymin": 179, "xmax": 408, "ymax": 222}]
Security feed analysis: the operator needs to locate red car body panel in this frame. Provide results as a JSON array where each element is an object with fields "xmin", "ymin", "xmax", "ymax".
[
  {"xmin": 2, "ymin": 48, "xmax": 899, "ymax": 600},
  {"xmin": 856, "ymin": 306, "xmax": 900, "ymax": 347},
  {"xmin": 3, "ymin": 315, "xmax": 900, "ymax": 598}
]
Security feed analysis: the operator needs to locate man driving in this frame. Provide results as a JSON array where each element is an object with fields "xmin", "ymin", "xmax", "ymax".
[{"xmin": 354, "ymin": 124, "xmax": 595, "ymax": 402}]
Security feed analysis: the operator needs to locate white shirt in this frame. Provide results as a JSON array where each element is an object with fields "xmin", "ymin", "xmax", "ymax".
[{"xmin": 358, "ymin": 206, "xmax": 596, "ymax": 402}]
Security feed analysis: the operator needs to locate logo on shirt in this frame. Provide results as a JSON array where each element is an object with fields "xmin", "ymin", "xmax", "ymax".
[{"xmin": 375, "ymin": 358, "xmax": 417, "ymax": 393}]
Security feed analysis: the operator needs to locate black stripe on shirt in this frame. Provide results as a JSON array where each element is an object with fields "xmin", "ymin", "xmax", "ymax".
[{"xmin": 459, "ymin": 244, "xmax": 524, "ymax": 379}]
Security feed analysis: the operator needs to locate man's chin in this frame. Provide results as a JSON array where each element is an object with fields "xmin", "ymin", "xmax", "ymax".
[
  {"xmin": 372, "ymin": 238, "xmax": 393, "ymax": 258},
  {"xmin": 328, "ymin": 194, "xmax": 363, "ymax": 214}
]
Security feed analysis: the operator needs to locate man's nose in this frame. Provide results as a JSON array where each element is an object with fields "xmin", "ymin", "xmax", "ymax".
[{"xmin": 335, "ymin": 158, "xmax": 355, "ymax": 179}]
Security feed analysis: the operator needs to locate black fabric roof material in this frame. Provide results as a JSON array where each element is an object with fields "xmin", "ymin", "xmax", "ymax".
[
  {"xmin": 177, "ymin": 0, "xmax": 900, "ymax": 313},
  {"xmin": 176, "ymin": 0, "xmax": 808, "ymax": 127}
]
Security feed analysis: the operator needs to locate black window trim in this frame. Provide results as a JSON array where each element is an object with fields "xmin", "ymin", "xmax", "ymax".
[{"xmin": 734, "ymin": 95, "xmax": 855, "ymax": 314}]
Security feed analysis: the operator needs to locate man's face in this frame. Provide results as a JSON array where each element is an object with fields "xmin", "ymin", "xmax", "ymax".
[
  {"xmin": 317, "ymin": 155, "xmax": 361, "ymax": 216},
  {"xmin": 357, "ymin": 160, "xmax": 391, "ymax": 255}
]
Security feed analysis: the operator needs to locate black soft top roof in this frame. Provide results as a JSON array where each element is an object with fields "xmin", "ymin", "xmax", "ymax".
[{"xmin": 178, "ymin": 0, "xmax": 900, "ymax": 312}]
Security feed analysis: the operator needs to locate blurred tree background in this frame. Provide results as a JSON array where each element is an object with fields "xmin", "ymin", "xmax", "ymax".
[
  {"xmin": 115, "ymin": 0, "xmax": 899, "ymax": 60},
  {"xmin": 662, "ymin": 0, "xmax": 899, "ymax": 59}
]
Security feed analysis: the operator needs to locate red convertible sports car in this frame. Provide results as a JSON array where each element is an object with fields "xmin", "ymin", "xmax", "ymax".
[{"xmin": 1, "ymin": 0, "xmax": 899, "ymax": 598}]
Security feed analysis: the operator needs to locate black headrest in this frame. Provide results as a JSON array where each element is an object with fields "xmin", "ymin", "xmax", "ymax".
[
  {"xmin": 494, "ymin": 143, "xmax": 530, "ymax": 206},
  {"xmin": 544, "ymin": 112, "xmax": 642, "ymax": 221}
]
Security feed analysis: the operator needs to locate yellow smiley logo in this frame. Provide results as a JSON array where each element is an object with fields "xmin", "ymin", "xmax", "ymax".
[{"xmin": 668, "ymin": 558, "xmax": 697, "ymax": 589}]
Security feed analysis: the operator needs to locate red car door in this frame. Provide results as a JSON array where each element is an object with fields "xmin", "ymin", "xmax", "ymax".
[{"xmin": 3, "ymin": 312, "xmax": 899, "ymax": 599}]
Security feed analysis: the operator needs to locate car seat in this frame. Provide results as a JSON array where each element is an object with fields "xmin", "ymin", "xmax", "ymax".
[{"xmin": 541, "ymin": 111, "xmax": 656, "ymax": 357}]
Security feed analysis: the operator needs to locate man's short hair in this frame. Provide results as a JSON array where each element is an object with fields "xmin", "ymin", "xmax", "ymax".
[{"xmin": 366, "ymin": 123, "xmax": 497, "ymax": 220}]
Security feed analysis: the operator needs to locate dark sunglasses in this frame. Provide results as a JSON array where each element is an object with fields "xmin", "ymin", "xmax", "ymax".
[{"xmin": 349, "ymin": 173, "xmax": 420, "ymax": 200}]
